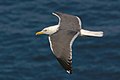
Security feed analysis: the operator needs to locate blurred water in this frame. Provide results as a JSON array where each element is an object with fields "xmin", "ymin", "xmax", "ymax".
[{"xmin": 0, "ymin": 0, "xmax": 120, "ymax": 80}]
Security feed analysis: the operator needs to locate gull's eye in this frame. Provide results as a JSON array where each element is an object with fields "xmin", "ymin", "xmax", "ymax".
[{"xmin": 44, "ymin": 29, "xmax": 47, "ymax": 31}]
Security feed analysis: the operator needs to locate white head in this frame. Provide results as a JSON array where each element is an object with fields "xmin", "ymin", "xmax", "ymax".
[{"xmin": 36, "ymin": 25, "xmax": 59, "ymax": 35}]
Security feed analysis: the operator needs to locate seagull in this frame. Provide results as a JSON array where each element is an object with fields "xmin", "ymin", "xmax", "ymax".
[{"xmin": 36, "ymin": 12, "xmax": 103, "ymax": 74}]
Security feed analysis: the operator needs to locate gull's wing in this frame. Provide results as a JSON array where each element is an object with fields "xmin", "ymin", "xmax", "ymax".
[
  {"xmin": 52, "ymin": 12, "xmax": 81, "ymax": 32},
  {"xmin": 48, "ymin": 30, "xmax": 79, "ymax": 74}
]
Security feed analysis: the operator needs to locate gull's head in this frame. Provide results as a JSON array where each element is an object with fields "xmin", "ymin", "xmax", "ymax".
[
  {"xmin": 36, "ymin": 27, "xmax": 52, "ymax": 35},
  {"xmin": 36, "ymin": 25, "xmax": 59, "ymax": 35}
]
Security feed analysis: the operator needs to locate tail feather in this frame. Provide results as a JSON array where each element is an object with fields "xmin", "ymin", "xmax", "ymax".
[{"xmin": 80, "ymin": 29, "xmax": 103, "ymax": 37}]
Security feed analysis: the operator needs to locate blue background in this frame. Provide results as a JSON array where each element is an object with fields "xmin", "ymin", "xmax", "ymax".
[{"xmin": 0, "ymin": 0, "xmax": 120, "ymax": 80}]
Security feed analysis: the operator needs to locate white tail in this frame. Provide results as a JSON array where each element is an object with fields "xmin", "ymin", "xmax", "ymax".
[{"xmin": 80, "ymin": 29, "xmax": 103, "ymax": 37}]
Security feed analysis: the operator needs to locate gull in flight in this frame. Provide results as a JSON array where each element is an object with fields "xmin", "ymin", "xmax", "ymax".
[{"xmin": 36, "ymin": 12, "xmax": 103, "ymax": 74}]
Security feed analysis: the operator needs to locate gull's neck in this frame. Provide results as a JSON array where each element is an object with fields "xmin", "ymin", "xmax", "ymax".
[{"xmin": 47, "ymin": 25, "xmax": 59, "ymax": 35}]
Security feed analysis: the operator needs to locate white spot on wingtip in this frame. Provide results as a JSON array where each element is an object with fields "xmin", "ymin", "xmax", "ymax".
[{"xmin": 66, "ymin": 70, "xmax": 70, "ymax": 74}]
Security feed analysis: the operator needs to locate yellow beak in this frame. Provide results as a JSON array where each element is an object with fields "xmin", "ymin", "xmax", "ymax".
[{"xmin": 36, "ymin": 31, "xmax": 44, "ymax": 35}]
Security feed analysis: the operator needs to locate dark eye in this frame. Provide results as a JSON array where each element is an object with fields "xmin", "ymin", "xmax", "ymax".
[{"xmin": 44, "ymin": 30, "xmax": 47, "ymax": 31}]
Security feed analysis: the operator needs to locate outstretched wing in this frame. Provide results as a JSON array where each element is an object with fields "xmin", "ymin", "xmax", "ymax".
[
  {"xmin": 48, "ymin": 30, "xmax": 79, "ymax": 74},
  {"xmin": 52, "ymin": 12, "xmax": 81, "ymax": 32}
]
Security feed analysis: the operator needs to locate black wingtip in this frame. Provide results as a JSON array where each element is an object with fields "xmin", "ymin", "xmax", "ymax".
[{"xmin": 56, "ymin": 58, "xmax": 72, "ymax": 74}]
